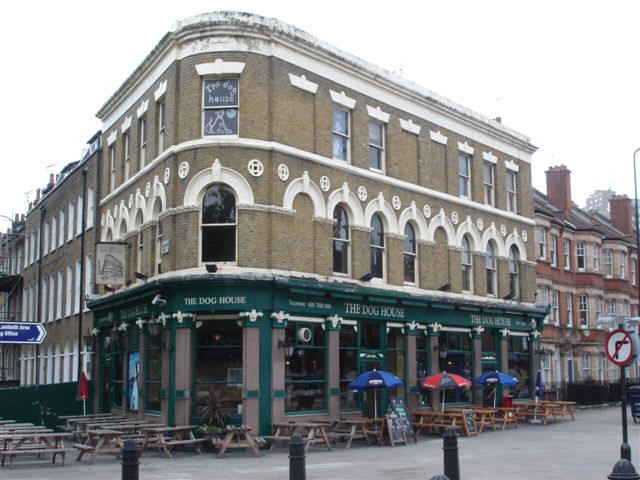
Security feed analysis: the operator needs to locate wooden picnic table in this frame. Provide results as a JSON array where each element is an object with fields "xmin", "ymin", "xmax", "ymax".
[
  {"xmin": 0, "ymin": 428, "xmax": 53, "ymax": 435},
  {"xmin": 329, "ymin": 418, "xmax": 380, "ymax": 448},
  {"xmin": 447, "ymin": 408, "xmax": 497, "ymax": 433},
  {"xmin": 58, "ymin": 413, "xmax": 115, "ymax": 420},
  {"xmin": 72, "ymin": 429, "xmax": 124, "ymax": 464},
  {"xmin": 0, "ymin": 432, "xmax": 72, "ymax": 469},
  {"xmin": 140, "ymin": 425, "xmax": 208, "ymax": 458},
  {"xmin": 552, "ymin": 401, "xmax": 576, "ymax": 420},
  {"xmin": 412, "ymin": 410, "xmax": 466, "ymax": 436},
  {"xmin": 266, "ymin": 422, "xmax": 333, "ymax": 452},
  {"xmin": 215, "ymin": 424, "xmax": 264, "ymax": 457},
  {"xmin": 514, "ymin": 402, "xmax": 557, "ymax": 425},
  {"xmin": 493, "ymin": 407, "xmax": 519, "ymax": 429}
]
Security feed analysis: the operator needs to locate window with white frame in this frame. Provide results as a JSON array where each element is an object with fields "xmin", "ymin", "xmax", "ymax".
[
  {"xmin": 483, "ymin": 162, "xmax": 495, "ymax": 206},
  {"xmin": 87, "ymin": 188, "xmax": 94, "ymax": 229},
  {"xmin": 332, "ymin": 205, "xmax": 349, "ymax": 276},
  {"xmin": 48, "ymin": 273, "xmax": 54, "ymax": 322},
  {"xmin": 564, "ymin": 239, "xmax": 571, "ymax": 271},
  {"xmin": 506, "ymin": 170, "xmax": 517, "ymax": 213},
  {"xmin": 155, "ymin": 223, "xmax": 163, "ymax": 275},
  {"xmin": 35, "ymin": 227, "xmax": 40, "ymax": 260},
  {"xmin": 139, "ymin": 117, "xmax": 147, "ymax": 169},
  {"xmin": 461, "ymin": 235, "xmax": 473, "ymax": 292},
  {"xmin": 579, "ymin": 295, "xmax": 589, "ymax": 328},
  {"xmin": 22, "ymin": 287, "xmax": 27, "ymax": 321},
  {"xmin": 74, "ymin": 260, "xmax": 81, "ymax": 314},
  {"xmin": 85, "ymin": 255, "xmax": 92, "ymax": 305},
  {"xmin": 610, "ymin": 360, "xmax": 619, "ymax": 381},
  {"xmin": 604, "ymin": 249, "xmax": 613, "ymax": 277},
  {"xmin": 576, "ymin": 241, "xmax": 586, "ymax": 271},
  {"xmin": 540, "ymin": 287, "xmax": 549, "ymax": 322},
  {"xmin": 595, "ymin": 296, "xmax": 602, "ymax": 322},
  {"xmin": 332, "ymin": 108, "xmax": 350, "ymax": 161},
  {"xmin": 593, "ymin": 244, "xmax": 599, "ymax": 272},
  {"xmin": 458, "ymin": 153, "xmax": 471, "ymax": 199},
  {"xmin": 566, "ymin": 293, "xmax": 573, "ymax": 327},
  {"xmin": 368, "ymin": 121, "xmax": 385, "ymax": 171},
  {"xmin": 203, "ymin": 78, "xmax": 238, "ymax": 136},
  {"xmin": 607, "ymin": 299, "xmax": 616, "ymax": 316},
  {"xmin": 370, "ymin": 214, "xmax": 385, "ymax": 280},
  {"xmin": 403, "ymin": 223, "xmax": 417, "ymax": 284},
  {"xmin": 485, "ymin": 242, "xmax": 497, "ymax": 296},
  {"xmin": 56, "ymin": 270, "xmax": 62, "ymax": 319},
  {"xmin": 123, "ymin": 132, "xmax": 131, "ymax": 180},
  {"xmin": 58, "ymin": 210, "xmax": 65, "ymax": 247},
  {"xmin": 109, "ymin": 146, "xmax": 115, "ymax": 192},
  {"xmin": 43, "ymin": 221, "xmax": 49, "ymax": 256},
  {"xmin": 508, "ymin": 246, "xmax": 520, "ymax": 299},
  {"xmin": 582, "ymin": 353, "xmax": 591, "ymax": 380},
  {"xmin": 541, "ymin": 352, "xmax": 550, "ymax": 384},
  {"xmin": 621, "ymin": 301, "xmax": 628, "ymax": 317},
  {"xmin": 30, "ymin": 232, "xmax": 34, "ymax": 263},
  {"xmin": 51, "ymin": 217, "xmax": 57, "ymax": 252},
  {"xmin": 41, "ymin": 277, "xmax": 48, "ymax": 323},
  {"xmin": 200, "ymin": 183, "xmax": 236, "ymax": 263},
  {"xmin": 157, "ymin": 100, "xmax": 165, "ymax": 153},
  {"xmin": 619, "ymin": 252, "xmax": 627, "ymax": 279},
  {"xmin": 552, "ymin": 290, "xmax": 559, "ymax": 325},
  {"xmin": 67, "ymin": 203, "xmax": 74, "ymax": 241},
  {"xmin": 632, "ymin": 258, "xmax": 637, "ymax": 286},
  {"xmin": 65, "ymin": 265, "xmax": 72, "ymax": 317},
  {"xmin": 538, "ymin": 228, "xmax": 546, "ymax": 260},
  {"xmin": 76, "ymin": 196, "xmax": 83, "ymax": 236},
  {"xmin": 136, "ymin": 231, "xmax": 143, "ymax": 276},
  {"xmin": 550, "ymin": 234, "xmax": 558, "ymax": 267}
]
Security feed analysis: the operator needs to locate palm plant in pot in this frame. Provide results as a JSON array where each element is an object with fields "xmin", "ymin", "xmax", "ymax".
[{"xmin": 199, "ymin": 389, "xmax": 231, "ymax": 435}]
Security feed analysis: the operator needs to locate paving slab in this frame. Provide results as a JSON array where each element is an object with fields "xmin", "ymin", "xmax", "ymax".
[{"xmin": 0, "ymin": 407, "xmax": 638, "ymax": 480}]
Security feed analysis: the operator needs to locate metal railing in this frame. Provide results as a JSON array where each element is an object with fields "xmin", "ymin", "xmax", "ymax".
[
  {"xmin": 0, "ymin": 255, "xmax": 23, "ymax": 276},
  {"xmin": 542, "ymin": 380, "xmax": 640, "ymax": 404}
]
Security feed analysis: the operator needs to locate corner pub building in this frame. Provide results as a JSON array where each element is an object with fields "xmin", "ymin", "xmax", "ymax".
[{"xmin": 88, "ymin": 12, "xmax": 546, "ymax": 435}]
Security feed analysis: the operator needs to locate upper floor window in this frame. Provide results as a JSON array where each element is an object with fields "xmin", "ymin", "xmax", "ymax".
[
  {"xmin": 604, "ymin": 249, "xmax": 613, "ymax": 277},
  {"xmin": 139, "ymin": 118, "xmax": 147, "ymax": 169},
  {"xmin": 593, "ymin": 244, "xmax": 600, "ymax": 272},
  {"xmin": 550, "ymin": 234, "xmax": 558, "ymax": 267},
  {"xmin": 485, "ymin": 242, "xmax": 497, "ymax": 296},
  {"xmin": 458, "ymin": 153, "xmax": 471, "ymax": 199},
  {"xmin": 76, "ymin": 196, "xmax": 83, "ymax": 237},
  {"xmin": 155, "ymin": 223, "xmax": 163, "ymax": 276},
  {"xmin": 508, "ymin": 246, "xmax": 519, "ymax": 299},
  {"xmin": 201, "ymin": 184, "xmax": 236, "ymax": 263},
  {"xmin": 506, "ymin": 171, "xmax": 517, "ymax": 213},
  {"xmin": 595, "ymin": 296, "xmax": 602, "ymax": 321},
  {"xmin": 579, "ymin": 294, "xmax": 589, "ymax": 328},
  {"xmin": 58, "ymin": 210, "xmax": 65, "ymax": 248},
  {"xmin": 109, "ymin": 146, "xmax": 116, "ymax": 192},
  {"xmin": 403, "ymin": 223, "xmax": 416, "ymax": 284},
  {"xmin": 67, "ymin": 203, "xmax": 75, "ymax": 241},
  {"xmin": 483, "ymin": 162, "xmax": 495, "ymax": 206},
  {"xmin": 87, "ymin": 188, "xmax": 95, "ymax": 230},
  {"xmin": 332, "ymin": 108, "xmax": 350, "ymax": 161},
  {"xmin": 563, "ymin": 239, "xmax": 570, "ymax": 271},
  {"xmin": 51, "ymin": 217, "xmax": 57, "ymax": 252},
  {"xmin": 157, "ymin": 101, "xmax": 165, "ymax": 153},
  {"xmin": 537, "ymin": 228, "xmax": 546, "ymax": 260},
  {"xmin": 370, "ymin": 214, "xmax": 385, "ymax": 279},
  {"xmin": 44, "ymin": 221, "xmax": 49, "ymax": 256},
  {"xmin": 619, "ymin": 252, "xmax": 627, "ymax": 279},
  {"xmin": 461, "ymin": 235, "xmax": 473, "ymax": 293},
  {"xmin": 368, "ymin": 122, "xmax": 385, "ymax": 172},
  {"xmin": 576, "ymin": 241, "xmax": 586, "ymax": 271},
  {"xmin": 632, "ymin": 258, "xmax": 637, "ymax": 287},
  {"xmin": 551, "ymin": 290, "xmax": 559, "ymax": 325},
  {"xmin": 332, "ymin": 206, "xmax": 349, "ymax": 275},
  {"xmin": 203, "ymin": 79, "xmax": 238, "ymax": 136},
  {"xmin": 123, "ymin": 132, "xmax": 131, "ymax": 180},
  {"xmin": 607, "ymin": 299, "xmax": 616, "ymax": 316},
  {"xmin": 566, "ymin": 293, "xmax": 573, "ymax": 327}
]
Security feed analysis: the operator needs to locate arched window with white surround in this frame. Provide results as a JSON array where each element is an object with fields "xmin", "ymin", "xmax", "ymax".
[
  {"xmin": 461, "ymin": 235, "xmax": 473, "ymax": 293},
  {"xmin": 485, "ymin": 241, "xmax": 497, "ymax": 296},
  {"xmin": 370, "ymin": 214, "xmax": 385, "ymax": 279},
  {"xmin": 134, "ymin": 210, "xmax": 144, "ymax": 275},
  {"xmin": 201, "ymin": 183, "xmax": 236, "ymax": 263},
  {"xmin": 332, "ymin": 205, "xmax": 349, "ymax": 275},
  {"xmin": 509, "ymin": 245, "xmax": 520, "ymax": 299},
  {"xmin": 403, "ymin": 223, "xmax": 416, "ymax": 284}
]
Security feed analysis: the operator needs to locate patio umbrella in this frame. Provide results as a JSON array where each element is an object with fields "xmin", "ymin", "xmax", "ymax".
[
  {"xmin": 474, "ymin": 371, "xmax": 519, "ymax": 407},
  {"xmin": 422, "ymin": 372, "xmax": 472, "ymax": 412},
  {"xmin": 348, "ymin": 370, "xmax": 403, "ymax": 419},
  {"xmin": 76, "ymin": 371, "xmax": 89, "ymax": 415}
]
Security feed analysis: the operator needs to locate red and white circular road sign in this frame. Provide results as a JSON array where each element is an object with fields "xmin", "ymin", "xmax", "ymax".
[{"xmin": 605, "ymin": 329, "xmax": 634, "ymax": 367}]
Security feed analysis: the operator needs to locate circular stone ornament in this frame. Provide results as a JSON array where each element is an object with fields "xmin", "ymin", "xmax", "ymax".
[
  {"xmin": 522, "ymin": 230, "xmax": 528, "ymax": 242},
  {"xmin": 500, "ymin": 224, "xmax": 507, "ymax": 237},
  {"xmin": 145, "ymin": 182, "xmax": 151, "ymax": 197},
  {"xmin": 319, "ymin": 176, "xmax": 331, "ymax": 192},
  {"xmin": 163, "ymin": 167, "xmax": 170, "ymax": 185},
  {"xmin": 277, "ymin": 164, "xmax": 289, "ymax": 181},
  {"xmin": 392, "ymin": 196, "xmax": 401, "ymax": 211},
  {"xmin": 178, "ymin": 161, "xmax": 190, "ymax": 179},
  {"xmin": 247, "ymin": 159, "xmax": 264, "ymax": 177},
  {"xmin": 476, "ymin": 218, "xmax": 484, "ymax": 231},
  {"xmin": 423, "ymin": 204, "xmax": 431, "ymax": 219},
  {"xmin": 357, "ymin": 186, "xmax": 368, "ymax": 202},
  {"xmin": 451, "ymin": 211, "xmax": 459, "ymax": 225}
]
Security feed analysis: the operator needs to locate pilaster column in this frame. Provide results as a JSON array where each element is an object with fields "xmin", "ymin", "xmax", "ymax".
[
  {"xmin": 270, "ymin": 311, "xmax": 289, "ymax": 425},
  {"xmin": 472, "ymin": 326, "xmax": 484, "ymax": 406},
  {"xmin": 499, "ymin": 328, "xmax": 509, "ymax": 397},
  {"xmin": 325, "ymin": 315, "xmax": 342, "ymax": 419},
  {"xmin": 427, "ymin": 323, "xmax": 441, "ymax": 411},
  {"xmin": 404, "ymin": 321, "xmax": 418, "ymax": 412},
  {"xmin": 171, "ymin": 311, "xmax": 194, "ymax": 426},
  {"xmin": 531, "ymin": 329, "xmax": 541, "ymax": 397},
  {"xmin": 239, "ymin": 309, "xmax": 264, "ymax": 431}
]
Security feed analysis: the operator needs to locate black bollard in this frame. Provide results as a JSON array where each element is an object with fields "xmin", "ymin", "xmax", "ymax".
[
  {"xmin": 289, "ymin": 433, "xmax": 306, "ymax": 480},
  {"xmin": 607, "ymin": 459, "xmax": 640, "ymax": 480},
  {"xmin": 121, "ymin": 439, "xmax": 139, "ymax": 480},
  {"xmin": 442, "ymin": 427, "xmax": 460, "ymax": 480}
]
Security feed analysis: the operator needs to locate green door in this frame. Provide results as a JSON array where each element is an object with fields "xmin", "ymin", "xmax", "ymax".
[{"xmin": 358, "ymin": 356, "xmax": 385, "ymax": 418}]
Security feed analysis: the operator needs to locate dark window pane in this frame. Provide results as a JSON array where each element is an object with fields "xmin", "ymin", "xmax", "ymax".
[
  {"xmin": 333, "ymin": 206, "xmax": 349, "ymax": 240},
  {"xmin": 195, "ymin": 385, "xmax": 242, "ymax": 418},
  {"xmin": 333, "ymin": 240, "xmax": 348, "ymax": 274},
  {"xmin": 403, "ymin": 253, "xmax": 415, "ymax": 283},
  {"xmin": 370, "ymin": 215, "xmax": 384, "ymax": 246},
  {"xmin": 403, "ymin": 224, "xmax": 415, "ymax": 253},
  {"xmin": 203, "ymin": 79, "xmax": 238, "ymax": 107},
  {"xmin": 371, "ymin": 248, "xmax": 383, "ymax": 278},
  {"xmin": 196, "ymin": 347, "xmax": 242, "ymax": 382},
  {"xmin": 332, "ymin": 135, "xmax": 347, "ymax": 160},
  {"xmin": 285, "ymin": 382, "xmax": 325, "ymax": 412},
  {"xmin": 146, "ymin": 383, "xmax": 161, "ymax": 411},
  {"xmin": 368, "ymin": 122, "xmax": 382, "ymax": 145},
  {"xmin": 202, "ymin": 184, "xmax": 236, "ymax": 224},
  {"xmin": 481, "ymin": 330, "xmax": 495, "ymax": 353},
  {"xmin": 332, "ymin": 108, "xmax": 348, "ymax": 135},
  {"xmin": 339, "ymin": 327, "xmax": 357, "ymax": 348},
  {"xmin": 360, "ymin": 321, "xmax": 381, "ymax": 350},
  {"xmin": 369, "ymin": 146, "xmax": 381, "ymax": 170},
  {"xmin": 204, "ymin": 108, "xmax": 238, "ymax": 135},
  {"xmin": 202, "ymin": 225, "xmax": 235, "ymax": 262}
]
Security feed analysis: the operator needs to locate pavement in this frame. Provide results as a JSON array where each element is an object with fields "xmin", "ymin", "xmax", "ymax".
[{"xmin": 0, "ymin": 407, "xmax": 638, "ymax": 480}]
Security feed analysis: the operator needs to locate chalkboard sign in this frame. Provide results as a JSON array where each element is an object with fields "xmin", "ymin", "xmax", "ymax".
[
  {"xmin": 385, "ymin": 408, "xmax": 407, "ymax": 447},
  {"xmin": 390, "ymin": 397, "xmax": 417, "ymax": 443},
  {"xmin": 462, "ymin": 409, "xmax": 478, "ymax": 437}
]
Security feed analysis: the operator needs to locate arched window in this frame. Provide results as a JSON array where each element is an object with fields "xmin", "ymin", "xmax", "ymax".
[
  {"xmin": 509, "ymin": 246, "xmax": 520, "ymax": 299},
  {"xmin": 485, "ymin": 242, "xmax": 497, "ymax": 296},
  {"xmin": 370, "ymin": 214, "xmax": 385, "ymax": 279},
  {"xmin": 134, "ymin": 210, "xmax": 144, "ymax": 276},
  {"xmin": 201, "ymin": 184, "xmax": 236, "ymax": 263},
  {"xmin": 461, "ymin": 235, "xmax": 473, "ymax": 292},
  {"xmin": 332, "ymin": 206, "xmax": 349, "ymax": 275},
  {"xmin": 403, "ymin": 223, "xmax": 416, "ymax": 284}
]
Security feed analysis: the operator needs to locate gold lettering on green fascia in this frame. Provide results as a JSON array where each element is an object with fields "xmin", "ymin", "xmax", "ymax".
[
  {"xmin": 287, "ymin": 299, "xmax": 331, "ymax": 310},
  {"xmin": 120, "ymin": 305, "xmax": 149, "ymax": 320},
  {"xmin": 183, "ymin": 296, "xmax": 247, "ymax": 306},
  {"xmin": 344, "ymin": 302, "xmax": 405, "ymax": 319},
  {"xmin": 470, "ymin": 314, "xmax": 511, "ymax": 327}
]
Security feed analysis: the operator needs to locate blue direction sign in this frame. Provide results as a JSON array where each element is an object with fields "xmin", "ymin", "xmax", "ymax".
[{"xmin": 0, "ymin": 322, "xmax": 46, "ymax": 344}]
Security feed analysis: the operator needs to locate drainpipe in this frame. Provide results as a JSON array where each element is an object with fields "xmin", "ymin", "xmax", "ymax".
[
  {"xmin": 35, "ymin": 205, "xmax": 46, "ymax": 385},
  {"xmin": 77, "ymin": 169, "xmax": 88, "ymax": 382}
]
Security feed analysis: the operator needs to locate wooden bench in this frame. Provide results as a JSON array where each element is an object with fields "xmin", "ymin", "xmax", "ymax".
[
  {"xmin": 0, "ymin": 448, "xmax": 71, "ymax": 469},
  {"xmin": 140, "ymin": 425, "xmax": 207, "ymax": 458}
]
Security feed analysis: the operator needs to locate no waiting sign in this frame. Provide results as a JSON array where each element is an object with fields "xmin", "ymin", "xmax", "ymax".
[{"xmin": 605, "ymin": 329, "xmax": 634, "ymax": 366}]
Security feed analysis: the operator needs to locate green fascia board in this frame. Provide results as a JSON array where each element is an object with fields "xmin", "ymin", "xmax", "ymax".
[
  {"xmin": 367, "ymin": 295, "xmax": 398, "ymax": 305},
  {"xmin": 431, "ymin": 302, "xmax": 456, "ymax": 310},
  {"xmin": 330, "ymin": 292, "xmax": 364, "ymax": 301},
  {"xmin": 458, "ymin": 305, "xmax": 481, "ymax": 312}
]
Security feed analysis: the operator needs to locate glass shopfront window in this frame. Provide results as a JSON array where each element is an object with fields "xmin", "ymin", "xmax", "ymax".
[
  {"xmin": 285, "ymin": 321, "xmax": 326, "ymax": 413},
  {"xmin": 195, "ymin": 320, "xmax": 243, "ymax": 419},
  {"xmin": 339, "ymin": 325, "xmax": 359, "ymax": 410},
  {"xmin": 508, "ymin": 336, "xmax": 532, "ymax": 399},
  {"xmin": 144, "ymin": 334, "xmax": 162, "ymax": 412},
  {"xmin": 112, "ymin": 336, "xmax": 124, "ymax": 408},
  {"xmin": 481, "ymin": 330, "xmax": 495, "ymax": 354},
  {"xmin": 361, "ymin": 321, "xmax": 381, "ymax": 350},
  {"xmin": 438, "ymin": 332, "xmax": 473, "ymax": 404},
  {"xmin": 386, "ymin": 327, "xmax": 405, "ymax": 398},
  {"xmin": 416, "ymin": 333, "xmax": 430, "ymax": 406}
]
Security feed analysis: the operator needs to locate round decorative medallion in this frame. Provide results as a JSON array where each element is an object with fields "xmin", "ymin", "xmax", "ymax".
[
  {"xmin": 583, "ymin": 329, "xmax": 591, "ymax": 338},
  {"xmin": 451, "ymin": 211, "xmax": 459, "ymax": 225},
  {"xmin": 521, "ymin": 230, "xmax": 528, "ymax": 242},
  {"xmin": 247, "ymin": 159, "xmax": 264, "ymax": 177},
  {"xmin": 500, "ymin": 224, "xmax": 507, "ymax": 237},
  {"xmin": 145, "ymin": 182, "xmax": 151, "ymax": 197},
  {"xmin": 423, "ymin": 204, "xmax": 431, "ymax": 219},
  {"xmin": 113, "ymin": 205, "xmax": 118, "ymax": 217},
  {"xmin": 357, "ymin": 186, "xmax": 368, "ymax": 202},
  {"xmin": 178, "ymin": 161, "xmax": 190, "ymax": 179},
  {"xmin": 477, "ymin": 218, "xmax": 484, "ymax": 231},
  {"xmin": 277, "ymin": 164, "xmax": 289, "ymax": 181},
  {"xmin": 163, "ymin": 167, "xmax": 170, "ymax": 185},
  {"xmin": 319, "ymin": 176, "xmax": 331, "ymax": 192},
  {"xmin": 128, "ymin": 194, "xmax": 134, "ymax": 208},
  {"xmin": 101, "ymin": 214, "xmax": 105, "ymax": 226},
  {"xmin": 392, "ymin": 196, "xmax": 401, "ymax": 211}
]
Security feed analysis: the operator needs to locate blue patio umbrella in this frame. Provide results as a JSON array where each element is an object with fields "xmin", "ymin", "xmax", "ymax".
[
  {"xmin": 349, "ymin": 370, "xmax": 403, "ymax": 418},
  {"xmin": 474, "ymin": 371, "xmax": 519, "ymax": 407}
]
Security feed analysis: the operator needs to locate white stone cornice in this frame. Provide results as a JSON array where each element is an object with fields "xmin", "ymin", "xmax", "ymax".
[
  {"xmin": 458, "ymin": 141, "xmax": 474, "ymax": 155},
  {"xmin": 329, "ymin": 89, "xmax": 356, "ymax": 109},
  {"xmin": 399, "ymin": 118, "xmax": 421, "ymax": 135},
  {"xmin": 366, "ymin": 105, "xmax": 390, "ymax": 123},
  {"xmin": 121, "ymin": 116, "xmax": 132, "ymax": 134},
  {"xmin": 288, "ymin": 73, "xmax": 318, "ymax": 94},
  {"xmin": 483, "ymin": 151, "xmax": 498, "ymax": 164},
  {"xmin": 505, "ymin": 160, "xmax": 520, "ymax": 172},
  {"xmin": 430, "ymin": 130, "xmax": 448, "ymax": 145},
  {"xmin": 107, "ymin": 130, "xmax": 117, "ymax": 146},
  {"xmin": 136, "ymin": 99, "xmax": 149, "ymax": 119},
  {"xmin": 196, "ymin": 58, "xmax": 245, "ymax": 76},
  {"xmin": 154, "ymin": 80, "xmax": 167, "ymax": 101}
]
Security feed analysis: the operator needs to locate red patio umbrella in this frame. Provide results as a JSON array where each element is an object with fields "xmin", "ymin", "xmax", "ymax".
[
  {"xmin": 421, "ymin": 372, "xmax": 471, "ymax": 412},
  {"xmin": 77, "ymin": 371, "xmax": 89, "ymax": 415}
]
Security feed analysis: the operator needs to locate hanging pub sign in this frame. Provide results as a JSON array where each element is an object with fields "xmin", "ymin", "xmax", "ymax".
[{"xmin": 96, "ymin": 242, "xmax": 126, "ymax": 285}]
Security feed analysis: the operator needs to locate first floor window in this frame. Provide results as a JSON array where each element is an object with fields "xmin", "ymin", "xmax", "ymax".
[
  {"xmin": 155, "ymin": 223, "xmax": 163, "ymax": 275},
  {"xmin": 139, "ymin": 118, "xmax": 147, "ymax": 168},
  {"xmin": 65, "ymin": 265, "xmax": 72, "ymax": 317},
  {"xmin": 566, "ymin": 293, "xmax": 573, "ymax": 327},
  {"xmin": 339, "ymin": 324, "xmax": 358, "ymax": 410},
  {"xmin": 368, "ymin": 121, "xmax": 385, "ymax": 171},
  {"xmin": 285, "ymin": 321, "xmax": 326, "ymax": 412},
  {"xmin": 579, "ymin": 295, "xmax": 589, "ymax": 328},
  {"xmin": 508, "ymin": 246, "xmax": 520, "ymax": 299},
  {"xmin": 332, "ymin": 107, "xmax": 349, "ymax": 161},
  {"xmin": 598, "ymin": 354, "xmax": 605, "ymax": 381},
  {"xmin": 506, "ymin": 170, "xmax": 517, "ymax": 212},
  {"xmin": 203, "ymin": 78, "xmax": 239, "ymax": 136},
  {"xmin": 403, "ymin": 223, "xmax": 416, "ymax": 284},
  {"xmin": 564, "ymin": 239, "xmax": 571, "ymax": 270},
  {"xmin": 370, "ymin": 214, "xmax": 385, "ymax": 279},
  {"xmin": 461, "ymin": 236, "xmax": 473, "ymax": 292},
  {"xmin": 145, "ymin": 334, "xmax": 162, "ymax": 412},
  {"xmin": 604, "ymin": 249, "xmax": 613, "ymax": 277},
  {"xmin": 157, "ymin": 100, "xmax": 165, "ymax": 153},
  {"xmin": 458, "ymin": 153, "xmax": 471, "ymax": 199},
  {"xmin": 486, "ymin": 242, "xmax": 497, "ymax": 295},
  {"xmin": 550, "ymin": 235, "xmax": 558, "ymax": 267},
  {"xmin": 201, "ymin": 183, "xmax": 236, "ymax": 263},
  {"xmin": 551, "ymin": 290, "xmax": 559, "ymax": 325},
  {"xmin": 576, "ymin": 241, "xmax": 585, "ymax": 271},
  {"xmin": 582, "ymin": 353, "xmax": 591, "ymax": 380},
  {"xmin": 332, "ymin": 205, "xmax": 349, "ymax": 275},
  {"xmin": 483, "ymin": 161, "xmax": 495, "ymax": 206}
]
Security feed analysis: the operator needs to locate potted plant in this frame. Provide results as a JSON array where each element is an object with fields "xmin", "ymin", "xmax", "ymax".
[{"xmin": 198, "ymin": 390, "xmax": 231, "ymax": 436}]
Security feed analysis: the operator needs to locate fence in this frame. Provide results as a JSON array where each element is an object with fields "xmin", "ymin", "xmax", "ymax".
[
  {"xmin": 0, "ymin": 381, "xmax": 93, "ymax": 428},
  {"xmin": 543, "ymin": 380, "xmax": 640, "ymax": 405}
]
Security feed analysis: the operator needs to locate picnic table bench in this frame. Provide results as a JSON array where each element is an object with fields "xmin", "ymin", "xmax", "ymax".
[
  {"xmin": 514, "ymin": 402, "xmax": 557, "ymax": 425},
  {"xmin": 328, "ymin": 418, "xmax": 378, "ymax": 448},
  {"xmin": 72, "ymin": 429, "xmax": 124, "ymax": 464},
  {"xmin": 214, "ymin": 424, "xmax": 264, "ymax": 457},
  {"xmin": 265, "ymin": 422, "xmax": 332, "ymax": 452},
  {"xmin": 493, "ymin": 407, "xmax": 519, "ymax": 429},
  {"xmin": 0, "ymin": 432, "xmax": 72, "ymax": 469},
  {"xmin": 413, "ymin": 410, "xmax": 467, "ymax": 436},
  {"xmin": 140, "ymin": 425, "xmax": 208, "ymax": 458},
  {"xmin": 448, "ymin": 408, "xmax": 497, "ymax": 433}
]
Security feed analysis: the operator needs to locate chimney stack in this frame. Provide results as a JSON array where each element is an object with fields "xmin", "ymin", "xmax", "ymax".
[
  {"xmin": 609, "ymin": 195, "xmax": 634, "ymax": 236},
  {"xmin": 49, "ymin": 173, "xmax": 54, "ymax": 186},
  {"xmin": 14, "ymin": 214, "xmax": 18, "ymax": 222},
  {"xmin": 35, "ymin": 188, "xmax": 41, "ymax": 202},
  {"xmin": 545, "ymin": 165, "xmax": 572, "ymax": 211},
  {"xmin": 28, "ymin": 202, "xmax": 32, "ymax": 211}
]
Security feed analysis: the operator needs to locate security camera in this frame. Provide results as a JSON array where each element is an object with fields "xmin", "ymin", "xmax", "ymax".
[
  {"xmin": 297, "ymin": 327, "xmax": 312, "ymax": 343},
  {"xmin": 151, "ymin": 294, "xmax": 167, "ymax": 307}
]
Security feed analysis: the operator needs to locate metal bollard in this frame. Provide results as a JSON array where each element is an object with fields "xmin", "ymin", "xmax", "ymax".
[
  {"xmin": 121, "ymin": 439, "xmax": 139, "ymax": 480},
  {"xmin": 607, "ymin": 458, "xmax": 640, "ymax": 480},
  {"xmin": 442, "ymin": 427, "xmax": 460, "ymax": 480},
  {"xmin": 289, "ymin": 433, "xmax": 306, "ymax": 480}
]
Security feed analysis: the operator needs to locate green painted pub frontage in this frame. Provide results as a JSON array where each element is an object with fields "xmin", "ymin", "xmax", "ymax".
[{"xmin": 88, "ymin": 274, "xmax": 547, "ymax": 435}]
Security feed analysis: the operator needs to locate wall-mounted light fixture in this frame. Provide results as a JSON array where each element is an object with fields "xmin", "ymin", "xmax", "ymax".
[{"xmin": 278, "ymin": 340, "xmax": 295, "ymax": 357}]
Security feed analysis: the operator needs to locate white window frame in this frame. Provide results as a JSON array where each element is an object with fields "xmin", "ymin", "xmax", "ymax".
[
  {"xmin": 566, "ymin": 293, "xmax": 573, "ymax": 327},
  {"xmin": 67, "ymin": 203, "xmax": 74, "ymax": 241},
  {"xmin": 76, "ymin": 196, "xmax": 83, "ymax": 237},
  {"xmin": 607, "ymin": 299, "xmax": 616, "ymax": 316},
  {"xmin": 564, "ymin": 239, "xmax": 571, "ymax": 271},
  {"xmin": 74, "ymin": 260, "xmax": 81, "ymax": 314},
  {"xmin": 58, "ymin": 210, "xmax": 65, "ymax": 247},
  {"xmin": 123, "ymin": 132, "xmax": 130, "ymax": 180},
  {"xmin": 85, "ymin": 254, "xmax": 92, "ymax": 309},
  {"xmin": 157, "ymin": 100, "xmax": 165, "ymax": 153},
  {"xmin": 552, "ymin": 290, "xmax": 559, "ymax": 326},
  {"xmin": 43, "ymin": 221, "xmax": 49, "ymax": 256},
  {"xmin": 155, "ymin": 224, "xmax": 163, "ymax": 276},
  {"xmin": 402, "ymin": 223, "xmax": 417, "ymax": 286},
  {"xmin": 368, "ymin": 121, "xmax": 385, "ymax": 173},
  {"xmin": 506, "ymin": 170, "xmax": 517, "ymax": 213},
  {"xmin": 582, "ymin": 353, "xmax": 591, "ymax": 380},
  {"xmin": 597, "ymin": 354, "xmax": 605, "ymax": 381},
  {"xmin": 538, "ymin": 228, "xmax": 546, "ymax": 260},
  {"xmin": 576, "ymin": 241, "xmax": 586, "ymax": 271},
  {"xmin": 461, "ymin": 236, "xmax": 473, "ymax": 293},
  {"xmin": 458, "ymin": 153, "xmax": 471, "ymax": 200},
  {"xmin": 332, "ymin": 107, "xmax": 351, "ymax": 162},
  {"xmin": 593, "ymin": 244, "xmax": 599, "ymax": 273},
  {"xmin": 65, "ymin": 265, "xmax": 72, "ymax": 317},
  {"xmin": 51, "ymin": 216, "xmax": 57, "ymax": 253},
  {"xmin": 604, "ymin": 249, "xmax": 613, "ymax": 278},
  {"xmin": 109, "ymin": 146, "xmax": 116, "ymax": 192},
  {"xmin": 579, "ymin": 294, "xmax": 589, "ymax": 328},
  {"xmin": 56, "ymin": 270, "xmax": 62, "ymax": 319},
  {"xmin": 619, "ymin": 252, "xmax": 627, "ymax": 279},
  {"xmin": 136, "ymin": 230, "xmax": 143, "ymax": 277},
  {"xmin": 139, "ymin": 117, "xmax": 147, "ymax": 170},
  {"xmin": 41, "ymin": 277, "xmax": 48, "ymax": 323},
  {"xmin": 550, "ymin": 235, "xmax": 558, "ymax": 267},
  {"xmin": 87, "ymin": 187, "xmax": 94, "ymax": 230},
  {"xmin": 483, "ymin": 161, "xmax": 495, "ymax": 206},
  {"xmin": 632, "ymin": 258, "xmax": 637, "ymax": 287},
  {"xmin": 202, "ymin": 78, "xmax": 240, "ymax": 138},
  {"xmin": 48, "ymin": 273, "xmax": 54, "ymax": 322}
]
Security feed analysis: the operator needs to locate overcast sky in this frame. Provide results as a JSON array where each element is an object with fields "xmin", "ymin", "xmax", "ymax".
[{"xmin": 1, "ymin": 1, "xmax": 638, "ymax": 229}]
